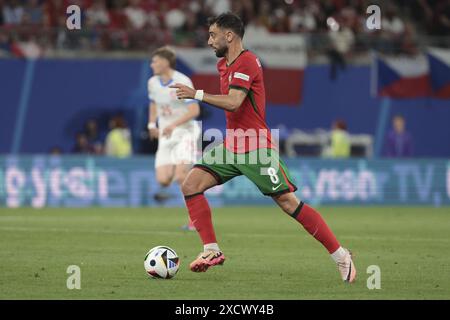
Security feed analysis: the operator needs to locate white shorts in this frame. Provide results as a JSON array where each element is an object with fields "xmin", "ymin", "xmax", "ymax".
[{"xmin": 155, "ymin": 127, "xmax": 201, "ymax": 168}]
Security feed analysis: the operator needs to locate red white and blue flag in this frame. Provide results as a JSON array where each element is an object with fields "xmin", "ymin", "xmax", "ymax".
[
  {"xmin": 373, "ymin": 53, "xmax": 431, "ymax": 98},
  {"xmin": 427, "ymin": 47, "xmax": 450, "ymax": 99}
]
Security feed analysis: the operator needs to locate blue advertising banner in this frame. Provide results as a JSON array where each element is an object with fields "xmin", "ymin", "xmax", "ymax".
[{"xmin": 0, "ymin": 156, "xmax": 449, "ymax": 207}]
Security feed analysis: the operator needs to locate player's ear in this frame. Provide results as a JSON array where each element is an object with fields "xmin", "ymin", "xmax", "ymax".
[{"xmin": 226, "ymin": 31, "xmax": 234, "ymax": 43}]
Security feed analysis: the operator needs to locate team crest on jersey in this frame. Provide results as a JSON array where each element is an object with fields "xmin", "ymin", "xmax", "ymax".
[{"xmin": 228, "ymin": 74, "xmax": 232, "ymax": 83}]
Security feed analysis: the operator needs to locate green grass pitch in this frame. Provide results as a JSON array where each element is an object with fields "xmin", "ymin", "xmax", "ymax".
[{"xmin": 0, "ymin": 206, "xmax": 449, "ymax": 299}]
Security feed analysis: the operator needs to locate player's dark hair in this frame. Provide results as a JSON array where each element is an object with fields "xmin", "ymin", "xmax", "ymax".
[
  {"xmin": 393, "ymin": 114, "xmax": 405, "ymax": 121},
  {"xmin": 207, "ymin": 12, "xmax": 245, "ymax": 39},
  {"xmin": 334, "ymin": 119, "xmax": 347, "ymax": 131},
  {"xmin": 152, "ymin": 46, "xmax": 176, "ymax": 69}
]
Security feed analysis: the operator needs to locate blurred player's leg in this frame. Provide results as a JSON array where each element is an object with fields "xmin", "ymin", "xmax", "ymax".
[
  {"xmin": 273, "ymin": 192, "xmax": 356, "ymax": 283},
  {"xmin": 156, "ymin": 164, "xmax": 175, "ymax": 186},
  {"xmin": 174, "ymin": 163, "xmax": 190, "ymax": 186},
  {"xmin": 181, "ymin": 168, "xmax": 226, "ymax": 272},
  {"xmin": 154, "ymin": 139, "xmax": 176, "ymax": 204},
  {"xmin": 154, "ymin": 165, "xmax": 175, "ymax": 203}
]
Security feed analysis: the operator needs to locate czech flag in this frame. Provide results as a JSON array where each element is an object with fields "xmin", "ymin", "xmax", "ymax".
[
  {"xmin": 427, "ymin": 47, "xmax": 450, "ymax": 99},
  {"xmin": 373, "ymin": 53, "xmax": 431, "ymax": 98}
]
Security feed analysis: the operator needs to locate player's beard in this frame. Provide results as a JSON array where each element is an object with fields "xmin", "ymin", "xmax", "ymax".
[{"xmin": 215, "ymin": 45, "xmax": 228, "ymax": 58}]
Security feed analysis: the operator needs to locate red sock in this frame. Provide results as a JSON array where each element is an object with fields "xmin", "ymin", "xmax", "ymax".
[
  {"xmin": 184, "ymin": 193, "xmax": 217, "ymax": 245},
  {"xmin": 291, "ymin": 202, "xmax": 340, "ymax": 254}
]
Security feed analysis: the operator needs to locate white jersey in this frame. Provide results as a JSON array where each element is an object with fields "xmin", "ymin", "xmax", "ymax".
[
  {"xmin": 148, "ymin": 70, "xmax": 201, "ymax": 168},
  {"xmin": 148, "ymin": 70, "xmax": 198, "ymax": 132}
]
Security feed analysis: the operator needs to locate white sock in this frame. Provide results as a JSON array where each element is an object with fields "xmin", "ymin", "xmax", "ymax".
[
  {"xmin": 204, "ymin": 243, "xmax": 220, "ymax": 252},
  {"xmin": 330, "ymin": 246, "xmax": 347, "ymax": 263}
]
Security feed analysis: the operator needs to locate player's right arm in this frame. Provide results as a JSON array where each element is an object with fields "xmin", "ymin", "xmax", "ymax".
[
  {"xmin": 148, "ymin": 77, "xmax": 159, "ymax": 140},
  {"xmin": 170, "ymin": 56, "xmax": 257, "ymax": 112},
  {"xmin": 169, "ymin": 85, "xmax": 247, "ymax": 112},
  {"xmin": 148, "ymin": 101, "xmax": 158, "ymax": 140}
]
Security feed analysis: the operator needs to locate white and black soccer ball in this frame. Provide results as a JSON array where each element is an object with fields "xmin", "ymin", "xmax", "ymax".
[{"xmin": 144, "ymin": 246, "xmax": 180, "ymax": 279}]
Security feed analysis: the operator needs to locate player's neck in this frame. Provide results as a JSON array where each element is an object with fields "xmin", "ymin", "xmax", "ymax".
[
  {"xmin": 160, "ymin": 69, "xmax": 174, "ymax": 83},
  {"xmin": 226, "ymin": 43, "xmax": 245, "ymax": 66}
]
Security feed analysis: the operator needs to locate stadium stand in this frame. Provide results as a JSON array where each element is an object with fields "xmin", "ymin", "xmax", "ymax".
[
  {"xmin": 1, "ymin": 0, "xmax": 449, "ymax": 58},
  {"xmin": 1, "ymin": 1, "xmax": 450, "ymax": 158}
]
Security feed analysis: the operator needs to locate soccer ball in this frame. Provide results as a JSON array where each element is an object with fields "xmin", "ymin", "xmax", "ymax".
[{"xmin": 144, "ymin": 246, "xmax": 180, "ymax": 279}]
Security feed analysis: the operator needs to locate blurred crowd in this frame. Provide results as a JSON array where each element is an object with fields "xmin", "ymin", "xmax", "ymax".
[
  {"xmin": 1, "ymin": 0, "xmax": 449, "ymax": 58},
  {"xmin": 64, "ymin": 114, "xmax": 132, "ymax": 158},
  {"xmin": 65, "ymin": 113, "xmax": 413, "ymax": 159}
]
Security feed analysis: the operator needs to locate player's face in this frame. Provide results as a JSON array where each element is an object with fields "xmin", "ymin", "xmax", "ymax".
[
  {"xmin": 150, "ymin": 55, "xmax": 169, "ymax": 75},
  {"xmin": 393, "ymin": 117, "xmax": 405, "ymax": 133},
  {"xmin": 208, "ymin": 24, "xmax": 228, "ymax": 58}
]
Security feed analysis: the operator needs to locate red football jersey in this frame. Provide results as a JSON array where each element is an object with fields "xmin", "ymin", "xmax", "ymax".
[{"xmin": 217, "ymin": 50, "xmax": 273, "ymax": 153}]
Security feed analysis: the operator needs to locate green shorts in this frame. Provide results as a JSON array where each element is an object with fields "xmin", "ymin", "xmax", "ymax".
[{"xmin": 194, "ymin": 144, "xmax": 297, "ymax": 196}]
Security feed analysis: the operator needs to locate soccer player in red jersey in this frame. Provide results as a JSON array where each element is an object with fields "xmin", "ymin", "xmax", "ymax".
[{"xmin": 170, "ymin": 13, "xmax": 356, "ymax": 283}]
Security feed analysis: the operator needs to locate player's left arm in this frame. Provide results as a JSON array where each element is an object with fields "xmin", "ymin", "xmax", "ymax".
[
  {"xmin": 169, "ymin": 85, "xmax": 247, "ymax": 113},
  {"xmin": 162, "ymin": 103, "xmax": 200, "ymax": 137}
]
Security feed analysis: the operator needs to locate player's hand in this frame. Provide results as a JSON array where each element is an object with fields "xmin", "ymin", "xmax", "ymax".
[
  {"xmin": 169, "ymin": 83, "xmax": 196, "ymax": 100},
  {"xmin": 149, "ymin": 128, "xmax": 159, "ymax": 140},
  {"xmin": 162, "ymin": 124, "xmax": 176, "ymax": 138}
]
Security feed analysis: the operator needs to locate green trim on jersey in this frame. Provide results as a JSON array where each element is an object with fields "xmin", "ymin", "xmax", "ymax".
[
  {"xmin": 194, "ymin": 144, "xmax": 297, "ymax": 196},
  {"xmin": 229, "ymin": 85, "xmax": 249, "ymax": 94},
  {"xmin": 228, "ymin": 85, "xmax": 260, "ymax": 116},
  {"xmin": 248, "ymin": 89, "xmax": 260, "ymax": 116}
]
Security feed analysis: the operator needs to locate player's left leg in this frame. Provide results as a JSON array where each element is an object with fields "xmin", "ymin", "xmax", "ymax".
[
  {"xmin": 237, "ymin": 148, "xmax": 356, "ymax": 282},
  {"xmin": 272, "ymin": 191, "xmax": 356, "ymax": 283}
]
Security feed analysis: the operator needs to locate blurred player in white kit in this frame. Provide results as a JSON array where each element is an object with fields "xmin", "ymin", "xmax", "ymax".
[{"xmin": 148, "ymin": 46, "xmax": 201, "ymax": 230}]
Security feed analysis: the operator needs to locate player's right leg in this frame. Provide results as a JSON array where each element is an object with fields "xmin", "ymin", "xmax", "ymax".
[
  {"xmin": 181, "ymin": 168, "xmax": 225, "ymax": 272},
  {"xmin": 156, "ymin": 165, "xmax": 175, "ymax": 187},
  {"xmin": 154, "ymin": 140, "xmax": 176, "ymax": 203},
  {"xmin": 183, "ymin": 144, "xmax": 241, "ymax": 272},
  {"xmin": 153, "ymin": 165, "xmax": 175, "ymax": 203},
  {"xmin": 174, "ymin": 163, "xmax": 196, "ymax": 230}
]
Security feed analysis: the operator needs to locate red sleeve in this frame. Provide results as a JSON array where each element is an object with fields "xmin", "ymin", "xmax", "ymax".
[{"xmin": 229, "ymin": 55, "xmax": 258, "ymax": 92}]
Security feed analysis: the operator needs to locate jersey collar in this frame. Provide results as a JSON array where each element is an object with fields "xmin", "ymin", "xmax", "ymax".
[
  {"xmin": 159, "ymin": 77, "xmax": 174, "ymax": 87},
  {"xmin": 226, "ymin": 49, "xmax": 248, "ymax": 67}
]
